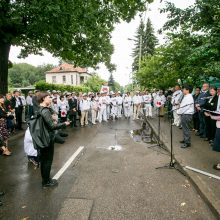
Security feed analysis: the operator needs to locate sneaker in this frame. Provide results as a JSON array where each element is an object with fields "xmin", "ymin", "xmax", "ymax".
[
  {"xmin": 179, "ymin": 140, "xmax": 185, "ymax": 144},
  {"xmin": 42, "ymin": 179, "xmax": 58, "ymax": 188}
]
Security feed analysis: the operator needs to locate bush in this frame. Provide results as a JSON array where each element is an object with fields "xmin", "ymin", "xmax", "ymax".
[{"xmin": 35, "ymin": 81, "xmax": 90, "ymax": 93}]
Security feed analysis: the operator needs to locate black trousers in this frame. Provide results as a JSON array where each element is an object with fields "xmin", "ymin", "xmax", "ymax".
[
  {"xmin": 193, "ymin": 112, "xmax": 200, "ymax": 131},
  {"xmin": 15, "ymin": 106, "xmax": 23, "ymax": 129},
  {"xmin": 205, "ymin": 116, "xmax": 216, "ymax": 141},
  {"xmin": 69, "ymin": 114, "xmax": 77, "ymax": 127},
  {"xmin": 38, "ymin": 141, "xmax": 54, "ymax": 184}
]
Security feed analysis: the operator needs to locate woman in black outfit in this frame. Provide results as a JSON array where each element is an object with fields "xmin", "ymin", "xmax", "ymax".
[
  {"xmin": 204, "ymin": 86, "xmax": 218, "ymax": 143},
  {"xmin": 36, "ymin": 93, "xmax": 70, "ymax": 188},
  {"xmin": 0, "ymin": 95, "xmax": 11, "ymax": 156}
]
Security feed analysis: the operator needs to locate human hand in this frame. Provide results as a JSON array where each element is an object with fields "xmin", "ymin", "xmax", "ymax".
[{"xmin": 65, "ymin": 121, "xmax": 71, "ymax": 126}]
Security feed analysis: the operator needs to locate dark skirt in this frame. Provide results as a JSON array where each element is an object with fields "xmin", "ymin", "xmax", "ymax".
[
  {"xmin": 0, "ymin": 119, "xmax": 9, "ymax": 141},
  {"xmin": 213, "ymin": 128, "xmax": 220, "ymax": 152}
]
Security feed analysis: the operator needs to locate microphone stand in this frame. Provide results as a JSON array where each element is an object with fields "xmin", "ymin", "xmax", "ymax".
[{"xmin": 156, "ymin": 102, "xmax": 194, "ymax": 173}]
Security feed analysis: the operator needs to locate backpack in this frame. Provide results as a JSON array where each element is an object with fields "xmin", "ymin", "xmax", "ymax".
[{"xmin": 28, "ymin": 107, "xmax": 50, "ymax": 149}]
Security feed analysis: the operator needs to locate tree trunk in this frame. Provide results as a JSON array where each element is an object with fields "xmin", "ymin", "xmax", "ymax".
[{"xmin": 0, "ymin": 42, "xmax": 11, "ymax": 94}]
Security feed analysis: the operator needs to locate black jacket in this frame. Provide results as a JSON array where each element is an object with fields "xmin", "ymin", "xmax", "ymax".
[
  {"xmin": 68, "ymin": 98, "xmax": 78, "ymax": 116},
  {"xmin": 204, "ymin": 95, "xmax": 218, "ymax": 112},
  {"xmin": 40, "ymin": 107, "xmax": 66, "ymax": 139}
]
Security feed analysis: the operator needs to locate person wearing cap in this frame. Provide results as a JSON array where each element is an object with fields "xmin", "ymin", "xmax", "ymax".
[
  {"xmin": 154, "ymin": 90, "xmax": 166, "ymax": 117},
  {"xmin": 79, "ymin": 94, "xmax": 90, "ymax": 127},
  {"xmin": 58, "ymin": 95, "xmax": 69, "ymax": 122},
  {"xmin": 98, "ymin": 91, "xmax": 108, "ymax": 123},
  {"xmin": 132, "ymin": 91, "xmax": 142, "ymax": 120},
  {"xmin": 116, "ymin": 91, "xmax": 123, "ymax": 118},
  {"xmin": 91, "ymin": 96, "xmax": 99, "ymax": 125},
  {"xmin": 26, "ymin": 91, "xmax": 34, "ymax": 119},
  {"xmin": 123, "ymin": 92, "xmax": 132, "ymax": 118},
  {"xmin": 143, "ymin": 90, "xmax": 153, "ymax": 118},
  {"xmin": 110, "ymin": 92, "xmax": 118, "ymax": 120}
]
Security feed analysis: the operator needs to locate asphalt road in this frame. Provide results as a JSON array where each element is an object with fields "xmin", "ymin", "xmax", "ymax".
[{"xmin": 0, "ymin": 119, "xmax": 217, "ymax": 220}]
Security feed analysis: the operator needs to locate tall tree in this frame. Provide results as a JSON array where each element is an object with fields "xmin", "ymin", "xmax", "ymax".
[
  {"xmin": 132, "ymin": 18, "xmax": 158, "ymax": 72},
  {"xmin": 0, "ymin": 0, "xmax": 153, "ymax": 94},
  {"xmin": 108, "ymin": 73, "xmax": 116, "ymax": 92}
]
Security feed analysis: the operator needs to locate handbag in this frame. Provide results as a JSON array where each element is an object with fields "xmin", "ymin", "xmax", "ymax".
[{"xmin": 28, "ymin": 108, "xmax": 50, "ymax": 149}]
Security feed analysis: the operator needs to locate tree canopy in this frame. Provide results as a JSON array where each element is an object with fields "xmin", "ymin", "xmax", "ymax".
[
  {"xmin": 0, "ymin": 0, "xmax": 153, "ymax": 94},
  {"xmin": 136, "ymin": 0, "xmax": 220, "ymax": 89}
]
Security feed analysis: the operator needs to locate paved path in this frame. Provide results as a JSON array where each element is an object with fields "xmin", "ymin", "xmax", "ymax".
[
  {"xmin": 146, "ymin": 115, "xmax": 220, "ymax": 218},
  {"xmin": 0, "ymin": 119, "xmax": 217, "ymax": 220}
]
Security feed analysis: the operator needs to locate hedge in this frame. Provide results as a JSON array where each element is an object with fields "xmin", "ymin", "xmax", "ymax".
[{"xmin": 35, "ymin": 81, "xmax": 90, "ymax": 93}]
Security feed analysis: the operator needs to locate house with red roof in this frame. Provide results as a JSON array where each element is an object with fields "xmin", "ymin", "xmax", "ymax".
[{"xmin": 46, "ymin": 63, "xmax": 92, "ymax": 85}]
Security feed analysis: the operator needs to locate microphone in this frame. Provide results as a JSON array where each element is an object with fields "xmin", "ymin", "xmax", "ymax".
[{"xmin": 200, "ymin": 96, "xmax": 213, "ymax": 100}]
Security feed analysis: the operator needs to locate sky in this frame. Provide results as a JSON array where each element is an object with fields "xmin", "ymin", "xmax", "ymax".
[{"xmin": 9, "ymin": 0, "xmax": 195, "ymax": 86}]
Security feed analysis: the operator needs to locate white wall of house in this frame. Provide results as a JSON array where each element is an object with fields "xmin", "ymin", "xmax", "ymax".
[{"xmin": 46, "ymin": 72, "xmax": 91, "ymax": 86}]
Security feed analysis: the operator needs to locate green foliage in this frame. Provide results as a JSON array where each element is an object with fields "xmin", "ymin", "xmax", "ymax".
[
  {"xmin": 8, "ymin": 63, "xmax": 54, "ymax": 88},
  {"xmin": 84, "ymin": 74, "xmax": 106, "ymax": 92},
  {"xmin": 132, "ymin": 18, "xmax": 158, "ymax": 72},
  {"xmin": 108, "ymin": 73, "xmax": 116, "ymax": 91},
  {"xmin": 35, "ymin": 81, "xmax": 90, "ymax": 93},
  {"xmin": 136, "ymin": 0, "xmax": 220, "ymax": 89}
]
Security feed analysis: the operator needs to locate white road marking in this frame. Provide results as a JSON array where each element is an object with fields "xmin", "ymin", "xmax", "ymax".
[
  {"xmin": 185, "ymin": 166, "xmax": 220, "ymax": 180},
  {"xmin": 53, "ymin": 146, "xmax": 85, "ymax": 180}
]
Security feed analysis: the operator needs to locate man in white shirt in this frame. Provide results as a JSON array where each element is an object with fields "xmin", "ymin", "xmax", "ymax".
[
  {"xmin": 171, "ymin": 85, "xmax": 183, "ymax": 127},
  {"xmin": 177, "ymin": 85, "xmax": 194, "ymax": 148},
  {"xmin": 133, "ymin": 91, "xmax": 141, "ymax": 120},
  {"xmin": 80, "ymin": 94, "xmax": 91, "ymax": 127},
  {"xmin": 98, "ymin": 92, "xmax": 107, "ymax": 123},
  {"xmin": 123, "ymin": 92, "xmax": 132, "ymax": 118},
  {"xmin": 26, "ymin": 91, "xmax": 34, "ymax": 119},
  {"xmin": 116, "ymin": 91, "xmax": 123, "ymax": 118}
]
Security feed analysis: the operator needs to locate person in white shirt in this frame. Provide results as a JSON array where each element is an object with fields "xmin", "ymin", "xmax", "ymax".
[
  {"xmin": 116, "ymin": 92, "xmax": 123, "ymax": 118},
  {"xmin": 154, "ymin": 90, "xmax": 166, "ymax": 117},
  {"xmin": 171, "ymin": 85, "xmax": 183, "ymax": 127},
  {"xmin": 106, "ymin": 94, "xmax": 111, "ymax": 120},
  {"xmin": 26, "ymin": 91, "xmax": 34, "ymax": 119},
  {"xmin": 91, "ymin": 96, "xmax": 99, "ymax": 125},
  {"xmin": 143, "ymin": 90, "xmax": 153, "ymax": 117},
  {"xmin": 123, "ymin": 92, "xmax": 132, "ymax": 118},
  {"xmin": 177, "ymin": 85, "xmax": 194, "ymax": 148},
  {"xmin": 110, "ymin": 92, "xmax": 118, "ymax": 120},
  {"xmin": 80, "ymin": 94, "xmax": 91, "ymax": 127},
  {"xmin": 133, "ymin": 91, "xmax": 141, "ymax": 120},
  {"xmin": 97, "ymin": 92, "xmax": 107, "ymax": 123},
  {"xmin": 58, "ymin": 95, "xmax": 69, "ymax": 122}
]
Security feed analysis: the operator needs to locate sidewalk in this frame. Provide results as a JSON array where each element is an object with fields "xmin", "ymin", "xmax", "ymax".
[{"xmin": 145, "ymin": 116, "xmax": 220, "ymax": 218}]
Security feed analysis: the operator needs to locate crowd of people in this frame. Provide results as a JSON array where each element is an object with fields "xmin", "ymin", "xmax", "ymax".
[{"xmin": 0, "ymin": 83, "xmax": 220, "ymax": 200}]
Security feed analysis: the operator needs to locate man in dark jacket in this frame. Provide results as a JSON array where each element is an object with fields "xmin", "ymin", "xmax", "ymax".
[
  {"xmin": 68, "ymin": 93, "xmax": 78, "ymax": 127},
  {"xmin": 195, "ymin": 83, "xmax": 210, "ymax": 138}
]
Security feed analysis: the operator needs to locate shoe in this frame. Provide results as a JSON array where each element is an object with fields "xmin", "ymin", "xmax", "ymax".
[
  {"xmin": 0, "ymin": 192, "xmax": 4, "ymax": 196},
  {"xmin": 42, "ymin": 179, "xmax": 58, "ymax": 188},
  {"xmin": 204, "ymin": 138, "xmax": 209, "ymax": 141},
  {"xmin": 181, "ymin": 143, "xmax": 191, "ymax": 148},
  {"xmin": 179, "ymin": 140, "xmax": 185, "ymax": 144},
  {"xmin": 178, "ymin": 126, "xmax": 182, "ymax": 129},
  {"xmin": 213, "ymin": 164, "xmax": 220, "ymax": 170},
  {"xmin": 74, "ymin": 124, "xmax": 78, "ymax": 127},
  {"xmin": 200, "ymin": 136, "xmax": 206, "ymax": 138},
  {"xmin": 209, "ymin": 140, "xmax": 214, "ymax": 144},
  {"xmin": 28, "ymin": 158, "xmax": 39, "ymax": 167}
]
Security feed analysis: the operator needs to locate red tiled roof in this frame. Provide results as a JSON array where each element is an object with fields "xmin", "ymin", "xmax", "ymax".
[{"xmin": 46, "ymin": 63, "xmax": 87, "ymax": 74}]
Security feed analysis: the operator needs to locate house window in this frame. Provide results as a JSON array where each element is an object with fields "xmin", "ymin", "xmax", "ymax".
[
  {"xmin": 80, "ymin": 76, "xmax": 84, "ymax": 84},
  {"xmin": 71, "ymin": 75, "xmax": 74, "ymax": 85},
  {"xmin": 62, "ymin": 75, "xmax": 66, "ymax": 84},
  {"xmin": 52, "ymin": 76, "xmax": 56, "ymax": 83}
]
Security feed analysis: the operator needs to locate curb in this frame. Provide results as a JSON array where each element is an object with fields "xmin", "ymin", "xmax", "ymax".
[{"xmin": 139, "ymin": 118, "xmax": 220, "ymax": 219}]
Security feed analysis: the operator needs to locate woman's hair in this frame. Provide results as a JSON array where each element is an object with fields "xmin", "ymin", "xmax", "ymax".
[
  {"xmin": 37, "ymin": 92, "xmax": 50, "ymax": 104},
  {"xmin": 0, "ymin": 94, "xmax": 4, "ymax": 99},
  {"xmin": 210, "ymin": 86, "xmax": 217, "ymax": 91}
]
